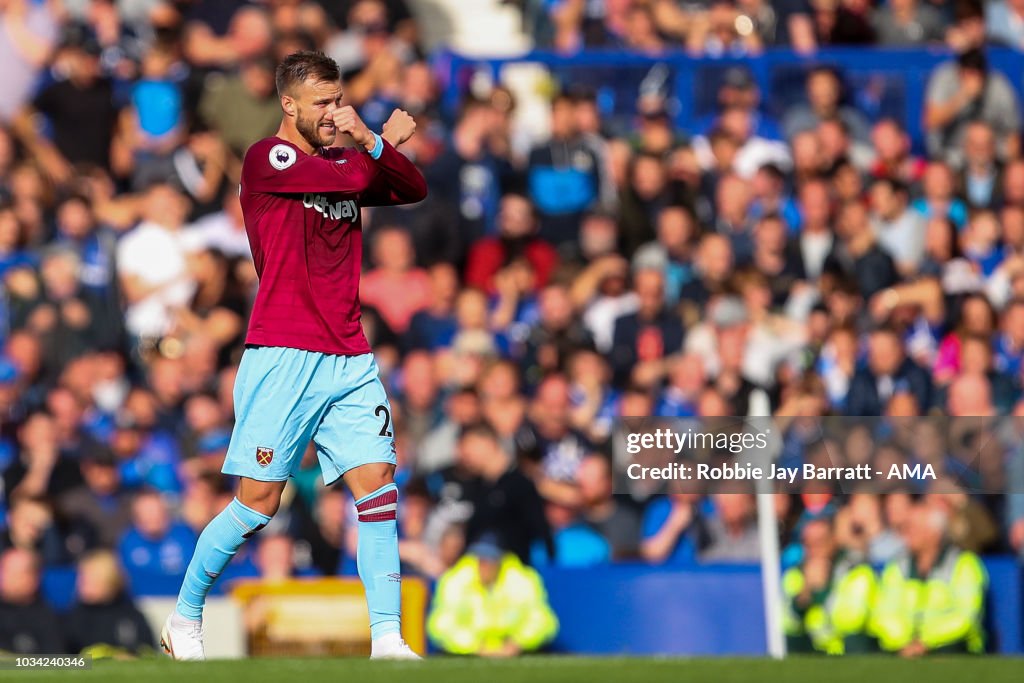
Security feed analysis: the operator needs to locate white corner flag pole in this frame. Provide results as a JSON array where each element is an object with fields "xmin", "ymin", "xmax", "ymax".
[
  {"xmin": 756, "ymin": 485, "xmax": 786, "ymax": 659},
  {"xmin": 752, "ymin": 409, "xmax": 786, "ymax": 659}
]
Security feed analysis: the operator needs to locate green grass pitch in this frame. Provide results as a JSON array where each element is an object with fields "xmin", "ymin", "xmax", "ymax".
[{"xmin": 4, "ymin": 656, "xmax": 1023, "ymax": 683}]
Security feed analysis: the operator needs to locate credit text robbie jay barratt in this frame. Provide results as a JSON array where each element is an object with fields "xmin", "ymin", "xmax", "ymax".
[{"xmin": 625, "ymin": 462, "xmax": 937, "ymax": 483}]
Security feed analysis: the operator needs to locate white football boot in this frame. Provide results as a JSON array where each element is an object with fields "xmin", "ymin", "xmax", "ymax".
[
  {"xmin": 161, "ymin": 612, "xmax": 206, "ymax": 661},
  {"xmin": 370, "ymin": 632, "xmax": 423, "ymax": 660}
]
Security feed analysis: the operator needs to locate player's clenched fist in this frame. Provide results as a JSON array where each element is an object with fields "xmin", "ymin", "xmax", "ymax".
[
  {"xmin": 332, "ymin": 106, "xmax": 374, "ymax": 149},
  {"xmin": 382, "ymin": 109, "xmax": 417, "ymax": 147}
]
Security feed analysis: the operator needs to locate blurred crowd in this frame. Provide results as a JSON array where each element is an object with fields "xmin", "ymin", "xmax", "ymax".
[
  {"xmin": 524, "ymin": 0, "xmax": 1024, "ymax": 55},
  {"xmin": 0, "ymin": 0, "xmax": 1022, "ymax": 657}
]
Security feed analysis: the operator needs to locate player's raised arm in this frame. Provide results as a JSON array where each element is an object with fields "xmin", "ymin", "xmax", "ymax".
[{"xmin": 371, "ymin": 109, "xmax": 429, "ymax": 206}]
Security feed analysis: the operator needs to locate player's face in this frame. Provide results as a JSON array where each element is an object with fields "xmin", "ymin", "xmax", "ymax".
[{"xmin": 294, "ymin": 78, "xmax": 344, "ymax": 149}]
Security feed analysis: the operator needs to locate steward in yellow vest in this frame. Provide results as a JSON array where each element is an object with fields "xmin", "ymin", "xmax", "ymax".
[
  {"xmin": 869, "ymin": 502, "xmax": 987, "ymax": 656},
  {"xmin": 427, "ymin": 535, "xmax": 559, "ymax": 656},
  {"xmin": 782, "ymin": 518, "xmax": 877, "ymax": 654}
]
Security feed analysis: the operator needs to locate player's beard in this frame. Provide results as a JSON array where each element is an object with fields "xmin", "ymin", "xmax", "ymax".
[{"xmin": 296, "ymin": 111, "xmax": 336, "ymax": 150}]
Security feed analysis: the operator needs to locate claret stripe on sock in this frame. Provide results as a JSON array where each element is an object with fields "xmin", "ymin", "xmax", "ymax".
[{"xmin": 357, "ymin": 487, "xmax": 398, "ymax": 522}]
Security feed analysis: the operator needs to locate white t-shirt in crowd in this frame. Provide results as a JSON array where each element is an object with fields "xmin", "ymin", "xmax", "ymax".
[{"xmin": 116, "ymin": 221, "xmax": 195, "ymax": 338}]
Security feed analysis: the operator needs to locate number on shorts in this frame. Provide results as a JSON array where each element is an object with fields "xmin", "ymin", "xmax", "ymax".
[{"xmin": 375, "ymin": 404, "xmax": 393, "ymax": 437}]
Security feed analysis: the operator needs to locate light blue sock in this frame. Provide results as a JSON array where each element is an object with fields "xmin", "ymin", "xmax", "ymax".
[
  {"xmin": 354, "ymin": 483, "xmax": 401, "ymax": 640},
  {"xmin": 175, "ymin": 497, "xmax": 271, "ymax": 621}
]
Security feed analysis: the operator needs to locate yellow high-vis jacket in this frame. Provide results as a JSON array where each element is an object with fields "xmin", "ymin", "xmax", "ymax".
[
  {"xmin": 427, "ymin": 554, "xmax": 559, "ymax": 655},
  {"xmin": 868, "ymin": 546, "xmax": 987, "ymax": 654},
  {"xmin": 782, "ymin": 552, "xmax": 877, "ymax": 655}
]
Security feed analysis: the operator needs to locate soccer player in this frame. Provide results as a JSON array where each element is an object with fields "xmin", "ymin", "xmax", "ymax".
[{"xmin": 160, "ymin": 51, "xmax": 426, "ymax": 661}]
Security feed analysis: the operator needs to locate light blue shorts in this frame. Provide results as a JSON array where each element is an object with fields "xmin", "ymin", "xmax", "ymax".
[{"xmin": 222, "ymin": 347, "xmax": 396, "ymax": 485}]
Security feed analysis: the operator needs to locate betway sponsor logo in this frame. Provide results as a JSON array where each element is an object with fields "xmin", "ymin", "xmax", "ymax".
[{"xmin": 302, "ymin": 194, "xmax": 358, "ymax": 221}]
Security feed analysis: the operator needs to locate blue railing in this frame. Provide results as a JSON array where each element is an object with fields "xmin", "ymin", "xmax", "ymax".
[
  {"xmin": 41, "ymin": 555, "xmax": 1023, "ymax": 655},
  {"xmin": 539, "ymin": 557, "xmax": 1023, "ymax": 655},
  {"xmin": 434, "ymin": 47, "xmax": 1024, "ymax": 153}
]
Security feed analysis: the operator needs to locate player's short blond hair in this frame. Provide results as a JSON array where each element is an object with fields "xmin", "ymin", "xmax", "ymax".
[{"xmin": 275, "ymin": 51, "xmax": 341, "ymax": 98}]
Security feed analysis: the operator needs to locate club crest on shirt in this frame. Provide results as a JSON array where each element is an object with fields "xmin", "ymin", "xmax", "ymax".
[
  {"xmin": 269, "ymin": 144, "xmax": 296, "ymax": 170},
  {"xmin": 255, "ymin": 446, "xmax": 274, "ymax": 467}
]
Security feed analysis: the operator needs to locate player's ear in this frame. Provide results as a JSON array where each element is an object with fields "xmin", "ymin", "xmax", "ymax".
[{"xmin": 281, "ymin": 94, "xmax": 296, "ymax": 118}]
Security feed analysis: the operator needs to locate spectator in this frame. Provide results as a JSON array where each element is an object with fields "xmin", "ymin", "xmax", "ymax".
[
  {"xmin": 846, "ymin": 326, "xmax": 933, "ymax": 416},
  {"xmin": 405, "ymin": 263, "xmax": 459, "ymax": 353},
  {"xmin": 869, "ymin": 501, "xmax": 987, "ymax": 656},
  {"xmin": 783, "ymin": 67, "xmax": 871, "ymax": 144},
  {"xmin": 427, "ymin": 534, "xmax": 558, "ymax": 656},
  {"xmin": 533, "ymin": 499, "xmax": 610, "ymax": 568},
  {"xmin": 986, "ymin": 0, "xmax": 1024, "ymax": 48},
  {"xmin": 872, "ymin": 0, "xmax": 946, "ymax": 46},
  {"xmin": 58, "ymin": 444, "xmax": 133, "ymax": 548},
  {"xmin": 4, "ymin": 410, "xmax": 82, "ymax": 504},
  {"xmin": 870, "ymin": 178, "xmax": 927, "ymax": 276},
  {"xmin": 844, "ymin": 493, "xmax": 905, "ymax": 564},
  {"xmin": 521, "ymin": 375, "xmax": 582, "ymax": 477},
  {"xmin": 700, "ymin": 493, "xmax": 761, "ymax": 562},
  {"xmin": 395, "ymin": 480, "xmax": 448, "ymax": 579},
  {"xmin": 519, "ymin": 284, "xmax": 594, "ymax": 386},
  {"xmin": 115, "ymin": 182, "xmax": 195, "ymax": 343},
  {"xmin": 826, "ymin": 0, "xmax": 876, "ymax": 45},
  {"xmin": 793, "ymin": 178, "xmax": 835, "ymax": 281},
  {"xmin": 460, "ymin": 421, "xmax": 553, "ymax": 565},
  {"xmin": 52, "ymin": 193, "xmax": 120, "ymax": 320},
  {"xmin": 118, "ymin": 489, "xmax": 197, "ymax": 592},
  {"xmin": 294, "ymin": 487, "xmax": 351, "ymax": 577},
  {"xmin": 0, "ymin": 497, "xmax": 75, "ymax": 565},
  {"xmin": 198, "ymin": 54, "xmax": 281, "ymax": 160},
  {"xmin": 687, "ymin": 1, "xmax": 763, "ymax": 55},
  {"xmin": 0, "ymin": 547, "xmax": 64, "ymax": 654},
  {"xmin": 0, "ymin": 0, "xmax": 59, "ymax": 123},
  {"xmin": 782, "ymin": 517, "xmax": 877, "ymax": 654},
  {"xmin": 65, "ymin": 549, "xmax": 156, "ymax": 655},
  {"xmin": 528, "ymin": 92, "xmax": 603, "ymax": 249},
  {"xmin": 182, "ymin": 3, "xmax": 273, "ymax": 70},
  {"xmin": 393, "ymin": 350, "xmax": 442, "ymax": 446},
  {"xmin": 10, "ymin": 246, "xmax": 114, "ymax": 364},
  {"xmin": 826, "ymin": 200, "xmax": 900, "ymax": 300},
  {"xmin": 369, "ymin": 177, "xmax": 463, "ymax": 269},
  {"xmin": 913, "ymin": 162, "xmax": 968, "ymax": 229},
  {"xmin": 417, "ymin": 387, "xmax": 481, "ymax": 474},
  {"xmin": 123, "ymin": 40, "xmax": 186, "ymax": 182},
  {"xmin": 426, "ymin": 97, "xmax": 509, "ymax": 248},
  {"xmin": 13, "ymin": 32, "xmax": 118, "ymax": 185},
  {"xmin": 1002, "ymin": 159, "xmax": 1024, "ymax": 208},
  {"xmin": 619, "ymin": 152, "xmax": 683, "ymax": 258},
  {"xmin": 870, "ymin": 119, "xmax": 927, "ymax": 187},
  {"xmin": 632, "ymin": 205, "xmax": 698, "ymax": 306},
  {"xmin": 957, "ymin": 120, "xmax": 1003, "ymax": 211},
  {"xmin": 464, "ymin": 193, "xmax": 558, "ymax": 296},
  {"xmin": 656, "ymin": 353, "xmax": 706, "ymax": 417},
  {"xmin": 610, "ymin": 268, "xmax": 684, "ymax": 388},
  {"xmin": 253, "ymin": 534, "xmax": 318, "ymax": 580},
  {"xmin": 711, "ymin": 172, "xmax": 756, "ymax": 265},
  {"xmin": 641, "ymin": 493, "xmax": 702, "ymax": 565},
  {"xmin": 575, "ymin": 453, "xmax": 640, "ymax": 560},
  {"xmin": 750, "ymin": 214, "xmax": 806, "ymax": 307},
  {"xmin": 925, "ymin": 49, "xmax": 1021, "ymax": 165},
  {"xmin": 748, "ymin": 163, "xmax": 799, "ymax": 228},
  {"xmin": 359, "ymin": 226, "xmax": 432, "ymax": 336}
]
